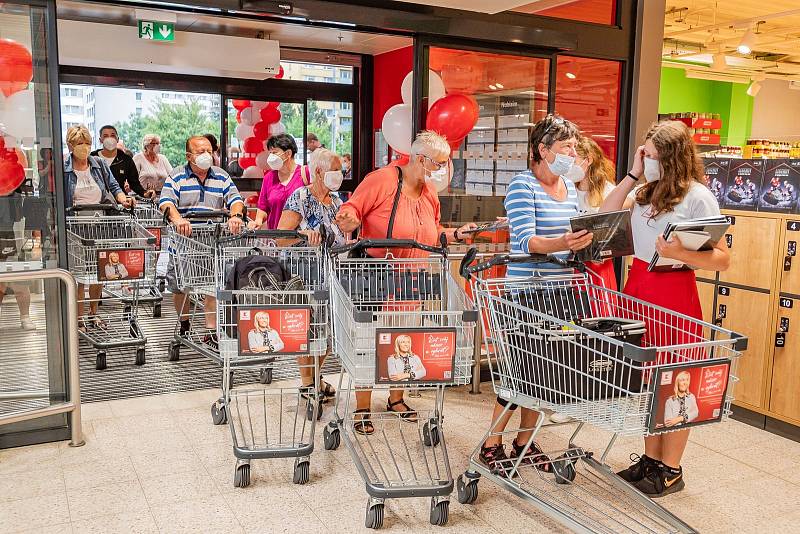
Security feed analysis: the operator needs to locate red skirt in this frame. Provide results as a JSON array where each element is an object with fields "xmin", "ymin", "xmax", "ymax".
[{"xmin": 585, "ymin": 259, "xmax": 618, "ymax": 291}]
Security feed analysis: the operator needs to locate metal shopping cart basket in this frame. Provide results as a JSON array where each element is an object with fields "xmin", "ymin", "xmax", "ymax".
[
  {"xmin": 66, "ymin": 204, "xmax": 157, "ymax": 370},
  {"xmin": 214, "ymin": 229, "xmax": 330, "ymax": 488},
  {"xmin": 323, "ymin": 237, "xmax": 477, "ymax": 529},
  {"xmin": 456, "ymin": 250, "xmax": 748, "ymax": 534}
]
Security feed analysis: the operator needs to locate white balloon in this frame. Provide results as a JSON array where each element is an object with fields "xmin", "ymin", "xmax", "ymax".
[
  {"xmin": 381, "ymin": 103, "xmax": 413, "ymax": 156},
  {"xmin": 255, "ymin": 150, "xmax": 270, "ymax": 170},
  {"xmin": 0, "ymin": 90, "xmax": 35, "ymax": 141},
  {"xmin": 269, "ymin": 121, "xmax": 286, "ymax": 136},
  {"xmin": 235, "ymin": 123, "xmax": 254, "ymax": 141},
  {"xmin": 400, "ymin": 70, "xmax": 446, "ymax": 107},
  {"xmin": 242, "ymin": 165, "xmax": 264, "ymax": 178},
  {"xmin": 240, "ymin": 107, "xmax": 257, "ymax": 126},
  {"xmin": 251, "ymin": 101, "xmax": 268, "ymax": 112}
]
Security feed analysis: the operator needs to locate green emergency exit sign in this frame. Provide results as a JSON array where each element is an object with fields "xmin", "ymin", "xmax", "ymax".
[{"xmin": 138, "ymin": 20, "xmax": 174, "ymax": 42}]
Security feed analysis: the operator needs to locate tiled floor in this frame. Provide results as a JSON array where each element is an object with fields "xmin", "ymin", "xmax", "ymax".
[{"xmin": 3, "ymin": 385, "xmax": 800, "ymax": 534}]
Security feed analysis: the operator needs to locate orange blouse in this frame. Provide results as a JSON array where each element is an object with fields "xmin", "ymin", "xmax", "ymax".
[{"xmin": 339, "ymin": 166, "xmax": 442, "ymax": 258}]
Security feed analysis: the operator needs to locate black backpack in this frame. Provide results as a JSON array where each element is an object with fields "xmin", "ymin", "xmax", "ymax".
[{"xmin": 225, "ymin": 254, "xmax": 304, "ymax": 292}]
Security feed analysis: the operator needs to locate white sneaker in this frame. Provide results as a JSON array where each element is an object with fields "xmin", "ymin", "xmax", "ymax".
[
  {"xmin": 20, "ymin": 317, "xmax": 36, "ymax": 330},
  {"xmin": 549, "ymin": 412, "xmax": 573, "ymax": 424}
]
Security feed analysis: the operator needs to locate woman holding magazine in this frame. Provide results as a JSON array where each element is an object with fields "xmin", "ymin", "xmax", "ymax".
[{"xmin": 601, "ymin": 120, "xmax": 730, "ymax": 498}]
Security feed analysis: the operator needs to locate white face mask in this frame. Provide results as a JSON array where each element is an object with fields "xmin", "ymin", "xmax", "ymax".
[
  {"xmin": 102, "ymin": 137, "xmax": 117, "ymax": 151},
  {"xmin": 563, "ymin": 163, "xmax": 586, "ymax": 183},
  {"xmin": 149, "ymin": 144, "xmax": 160, "ymax": 155},
  {"xmin": 193, "ymin": 152, "xmax": 213, "ymax": 170},
  {"xmin": 643, "ymin": 157, "xmax": 661, "ymax": 183},
  {"xmin": 426, "ymin": 166, "xmax": 450, "ymax": 193},
  {"xmin": 323, "ymin": 170, "xmax": 343, "ymax": 191},
  {"xmin": 267, "ymin": 152, "xmax": 284, "ymax": 171},
  {"xmin": 546, "ymin": 150, "xmax": 575, "ymax": 176}
]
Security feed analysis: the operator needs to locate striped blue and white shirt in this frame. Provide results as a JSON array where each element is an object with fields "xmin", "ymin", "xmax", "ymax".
[
  {"xmin": 504, "ymin": 170, "xmax": 578, "ymax": 277},
  {"xmin": 158, "ymin": 164, "xmax": 243, "ymax": 216}
]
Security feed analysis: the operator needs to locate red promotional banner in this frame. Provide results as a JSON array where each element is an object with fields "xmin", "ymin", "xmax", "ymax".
[
  {"xmin": 375, "ymin": 328, "xmax": 456, "ymax": 385},
  {"xmin": 96, "ymin": 248, "xmax": 146, "ymax": 282},
  {"xmin": 648, "ymin": 359, "xmax": 731, "ymax": 434},
  {"xmin": 237, "ymin": 306, "xmax": 310, "ymax": 357}
]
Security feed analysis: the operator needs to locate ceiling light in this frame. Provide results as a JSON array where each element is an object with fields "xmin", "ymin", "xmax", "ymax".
[
  {"xmin": 711, "ymin": 53, "xmax": 727, "ymax": 71},
  {"xmin": 737, "ymin": 29, "xmax": 756, "ymax": 55},
  {"xmin": 746, "ymin": 80, "xmax": 762, "ymax": 97},
  {"xmin": 495, "ymin": 82, "xmax": 504, "ymax": 89},
  {"xmin": 565, "ymin": 72, "xmax": 577, "ymax": 79},
  {"xmin": 488, "ymin": 84, "xmax": 497, "ymax": 91}
]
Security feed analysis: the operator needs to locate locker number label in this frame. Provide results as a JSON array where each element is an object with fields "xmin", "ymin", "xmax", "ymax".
[
  {"xmin": 725, "ymin": 234, "xmax": 733, "ymax": 248},
  {"xmin": 780, "ymin": 317, "xmax": 790, "ymax": 333},
  {"xmin": 788, "ymin": 221, "xmax": 800, "ymax": 232},
  {"xmin": 726, "ymin": 215, "xmax": 736, "ymax": 226},
  {"xmin": 776, "ymin": 332, "xmax": 787, "ymax": 348},
  {"xmin": 718, "ymin": 286, "xmax": 731, "ymax": 296},
  {"xmin": 780, "ymin": 297, "xmax": 794, "ymax": 309},
  {"xmin": 717, "ymin": 304, "xmax": 727, "ymax": 319}
]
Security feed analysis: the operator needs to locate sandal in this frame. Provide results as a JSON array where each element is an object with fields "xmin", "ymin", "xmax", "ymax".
[
  {"xmin": 511, "ymin": 440, "xmax": 553, "ymax": 473},
  {"xmin": 89, "ymin": 315, "xmax": 107, "ymax": 329},
  {"xmin": 353, "ymin": 409, "xmax": 374, "ymax": 435},
  {"xmin": 387, "ymin": 398, "xmax": 418, "ymax": 423},
  {"xmin": 319, "ymin": 377, "xmax": 336, "ymax": 399}
]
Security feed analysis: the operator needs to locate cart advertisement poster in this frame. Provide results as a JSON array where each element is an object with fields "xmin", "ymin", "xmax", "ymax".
[
  {"xmin": 236, "ymin": 306, "xmax": 310, "ymax": 357},
  {"xmin": 648, "ymin": 359, "xmax": 731, "ymax": 434},
  {"xmin": 96, "ymin": 248, "xmax": 146, "ymax": 282},
  {"xmin": 146, "ymin": 227, "xmax": 162, "ymax": 249},
  {"xmin": 374, "ymin": 328, "xmax": 456, "ymax": 385}
]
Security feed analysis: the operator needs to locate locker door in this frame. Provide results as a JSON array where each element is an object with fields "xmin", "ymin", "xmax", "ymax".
[
  {"xmin": 769, "ymin": 295, "xmax": 800, "ymax": 421},
  {"xmin": 715, "ymin": 285, "xmax": 771, "ymax": 410},
  {"xmin": 779, "ymin": 219, "xmax": 800, "ymax": 295},
  {"xmin": 696, "ymin": 280, "xmax": 716, "ymax": 325},
  {"xmin": 718, "ymin": 215, "xmax": 778, "ymax": 290}
]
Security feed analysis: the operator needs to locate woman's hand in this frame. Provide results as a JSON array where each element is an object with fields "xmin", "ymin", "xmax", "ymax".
[
  {"xmin": 664, "ymin": 416, "xmax": 684, "ymax": 427},
  {"xmin": 228, "ymin": 215, "xmax": 244, "ymax": 235},
  {"xmin": 455, "ymin": 222, "xmax": 478, "ymax": 241},
  {"xmin": 247, "ymin": 219, "xmax": 261, "ymax": 231},
  {"xmin": 299, "ymin": 229, "xmax": 322, "ymax": 246},
  {"xmin": 564, "ymin": 229, "xmax": 594, "ymax": 251},
  {"xmin": 174, "ymin": 216, "xmax": 192, "ymax": 237},
  {"xmin": 629, "ymin": 145, "xmax": 645, "ymax": 179},
  {"xmin": 118, "ymin": 195, "xmax": 135, "ymax": 209},
  {"xmin": 335, "ymin": 211, "xmax": 360, "ymax": 232},
  {"xmin": 656, "ymin": 234, "xmax": 686, "ymax": 261},
  {"xmin": 144, "ymin": 189, "xmax": 157, "ymax": 199}
]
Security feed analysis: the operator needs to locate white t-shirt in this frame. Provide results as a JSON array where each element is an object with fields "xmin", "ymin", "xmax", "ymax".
[
  {"xmin": 577, "ymin": 181, "xmax": 615, "ymax": 215},
  {"xmin": 630, "ymin": 182, "xmax": 721, "ymax": 262},
  {"xmin": 101, "ymin": 154, "xmax": 115, "ymax": 167},
  {"xmin": 133, "ymin": 152, "xmax": 173, "ymax": 191},
  {"xmin": 73, "ymin": 168, "xmax": 102, "ymax": 205}
]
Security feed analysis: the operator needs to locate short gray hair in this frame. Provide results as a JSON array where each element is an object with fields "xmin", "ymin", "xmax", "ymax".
[
  {"xmin": 309, "ymin": 148, "xmax": 340, "ymax": 178},
  {"xmin": 410, "ymin": 130, "xmax": 450, "ymax": 160},
  {"xmin": 143, "ymin": 134, "xmax": 160, "ymax": 148}
]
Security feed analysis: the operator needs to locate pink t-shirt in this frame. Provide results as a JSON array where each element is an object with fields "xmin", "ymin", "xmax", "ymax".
[{"xmin": 256, "ymin": 165, "xmax": 306, "ymax": 229}]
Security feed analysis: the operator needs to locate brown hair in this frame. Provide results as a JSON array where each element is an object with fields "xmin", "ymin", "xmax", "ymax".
[
  {"xmin": 635, "ymin": 121, "xmax": 705, "ymax": 216},
  {"xmin": 576, "ymin": 137, "xmax": 616, "ymax": 209},
  {"xmin": 529, "ymin": 114, "xmax": 580, "ymax": 164}
]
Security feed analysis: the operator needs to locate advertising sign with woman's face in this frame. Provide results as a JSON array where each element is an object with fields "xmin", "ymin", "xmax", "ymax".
[
  {"xmin": 237, "ymin": 306, "xmax": 310, "ymax": 357},
  {"xmin": 374, "ymin": 328, "xmax": 456, "ymax": 385},
  {"xmin": 96, "ymin": 248, "xmax": 146, "ymax": 282}
]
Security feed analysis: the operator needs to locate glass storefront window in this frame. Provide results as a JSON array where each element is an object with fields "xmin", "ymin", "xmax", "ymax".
[
  {"xmin": 554, "ymin": 56, "xmax": 622, "ymax": 164},
  {"xmin": 280, "ymin": 61, "xmax": 354, "ymax": 85},
  {"xmin": 510, "ymin": 0, "xmax": 617, "ymax": 26}
]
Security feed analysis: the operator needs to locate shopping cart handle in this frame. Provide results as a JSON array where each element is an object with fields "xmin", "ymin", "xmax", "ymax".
[
  {"xmin": 216, "ymin": 229, "xmax": 307, "ymax": 245},
  {"xmin": 331, "ymin": 238, "xmax": 447, "ymax": 257},
  {"xmin": 461, "ymin": 250, "xmax": 584, "ymax": 278},
  {"xmin": 183, "ymin": 210, "xmax": 229, "ymax": 220},
  {"xmin": 65, "ymin": 203, "xmax": 122, "ymax": 214}
]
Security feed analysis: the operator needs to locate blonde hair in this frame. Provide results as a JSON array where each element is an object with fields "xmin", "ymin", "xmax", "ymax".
[
  {"xmin": 66, "ymin": 125, "xmax": 92, "ymax": 148},
  {"xmin": 411, "ymin": 130, "xmax": 451, "ymax": 160},
  {"xmin": 673, "ymin": 370, "xmax": 691, "ymax": 397},
  {"xmin": 253, "ymin": 311, "xmax": 271, "ymax": 330},
  {"xmin": 394, "ymin": 334, "xmax": 412, "ymax": 355},
  {"xmin": 309, "ymin": 148, "xmax": 341, "ymax": 181},
  {"xmin": 143, "ymin": 134, "xmax": 161, "ymax": 148},
  {"xmin": 576, "ymin": 137, "xmax": 616, "ymax": 208},
  {"xmin": 636, "ymin": 121, "xmax": 705, "ymax": 217}
]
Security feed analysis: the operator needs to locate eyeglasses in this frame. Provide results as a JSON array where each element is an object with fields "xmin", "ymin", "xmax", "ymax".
[{"xmin": 422, "ymin": 154, "xmax": 447, "ymax": 170}]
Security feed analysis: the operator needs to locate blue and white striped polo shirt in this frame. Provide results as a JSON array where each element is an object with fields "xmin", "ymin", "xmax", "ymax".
[
  {"xmin": 504, "ymin": 170, "xmax": 578, "ymax": 277},
  {"xmin": 158, "ymin": 165, "xmax": 243, "ymax": 215}
]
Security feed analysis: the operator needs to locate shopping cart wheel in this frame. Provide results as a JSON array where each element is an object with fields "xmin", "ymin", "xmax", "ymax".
[
  {"xmin": 456, "ymin": 474, "xmax": 479, "ymax": 505},
  {"xmin": 306, "ymin": 398, "xmax": 323, "ymax": 421},
  {"xmin": 234, "ymin": 463, "xmax": 251, "ymax": 488},
  {"xmin": 259, "ymin": 367, "xmax": 273, "ymax": 384},
  {"xmin": 153, "ymin": 303, "xmax": 162, "ymax": 319},
  {"xmin": 168, "ymin": 341, "xmax": 180, "ymax": 362},
  {"xmin": 211, "ymin": 402, "xmax": 227, "ymax": 425},
  {"xmin": 552, "ymin": 454, "xmax": 577, "ymax": 484},
  {"xmin": 429, "ymin": 498, "xmax": 449, "ymax": 526},
  {"xmin": 323, "ymin": 424, "xmax": 341, "ymax": 451},
  {"xmin": 135, "ymin": 348, "xmax": 146, "ymax": 366},
  {"xmin": 423, "ymin": 420, "xmax": 440, "ymax": 447},
  {"xmin": 95, "ymin": 351, "xmax": 107, "ymax": 370},
  {"xmin": 365, "ymin": 501, "xmax": 384, "ymax": 530},
  {"xmin": 158, "ymin": 278, "xmax": 166, "ymax": 293},
  {"xmin": 292, "ymin": 459, "xmax": 310, "ymax": 485}
]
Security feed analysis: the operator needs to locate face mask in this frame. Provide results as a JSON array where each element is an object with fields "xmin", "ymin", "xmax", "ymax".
[
  {"xmin": 267, "ymin": 152, "xmax": 284, "ymax": 171},
  {"xmin": 342, "ymin": 163, "xmax": 350, "ymax": 171},
  {"xmin": 193, "ymin": 152, "xmax": 213, "ymax": 170},
  {"xmin": 323, "ymin": 170, "xmax": 343, "ymax": 191},
  {"xmin": 102, "ymin": 137, "xmax": 117, "ymax": 151},
  {"xmin": 149, "ymin": 145, "xmax": 161, "ymax": 155},
  {"xmin": 563, "ymin": 163, "xmax": 585, "ymax": 183},
  {"xmin": 425, "ymin": 166, "xmax": 450, "ymax": 193},
  {"xmin": 644, "ymin": 157, "xmax": 661, "ymax": 183},
  {"xmin": 72, "ymin": 144, "xmax": 90, "ymax": 160},
  {"xmin": 546, "ymin": 150, "xmax": 575, "ymax": 176}
]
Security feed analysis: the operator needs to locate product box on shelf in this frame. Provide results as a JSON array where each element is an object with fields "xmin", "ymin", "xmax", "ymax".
[
  {"xmin": 758, "ymin": 159, "xmax": 800, "ymax": 213},
  {"xmin": 724, "ymin": 159, "xmax": 764, "ymax": 211},
  {"xmin": 703, "ymin": 157, "xmax": 730, "ymax": 207}
]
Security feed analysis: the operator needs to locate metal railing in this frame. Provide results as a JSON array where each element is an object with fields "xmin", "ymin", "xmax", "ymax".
[{"xmin": 0, "ymin": 269, "xmax": 84, "ymax": 447}]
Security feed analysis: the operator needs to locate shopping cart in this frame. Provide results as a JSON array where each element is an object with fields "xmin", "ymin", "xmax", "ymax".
[
  {"xmin": 456, "ymin": 250, "xmax": 748, "ymax": 534},
  {"xmin": 66, "ymin": 204, "xmax": 157, "ymax": 370},
  {"xmin": 323, "ymin": 237, "xmax": 477, "ymax": 529},
  {"xmin": 214, "ymin": 229, "xmax": 330, "ymax": 487}
]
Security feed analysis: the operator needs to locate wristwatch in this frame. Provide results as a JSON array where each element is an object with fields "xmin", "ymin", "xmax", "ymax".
[{"xmin": 230, "ymin": 213, "xmax": 243, "ymax": 220}]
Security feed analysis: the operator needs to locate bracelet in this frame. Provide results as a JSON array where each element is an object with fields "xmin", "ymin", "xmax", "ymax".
[
  {"xmin": 230, "ymin": 213, "xmax": 243, "ymax": 220},
  {"xmin": 454, "ymin": 229, "xmax": 464, "ymax": 242},
  {"xmin": 626, "ymin": 172, "xmax": 639, "ymax": 181}
]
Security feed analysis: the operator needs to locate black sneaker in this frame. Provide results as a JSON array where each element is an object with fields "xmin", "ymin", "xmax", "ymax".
[
  {"xmin": 510, "ymin": 440, "xmax": 553, "ymax": 473},
  {"xmin": 617, "ymin": 453, "xmax": 660, "ymax": 483},
  {"xmin": 203, "ymin": 332, "xmax": 219, "ymax": 349},
  {"xmin": 179, "ymin": 320, "xmax": 191, "ymax": 337},
  {"xmin": 634, "ymin": 464, "xmax": 685, "ymax": 498},
  {"xmin": 479, "ymin": 444, "xmax": 512, "ymax": 478}
]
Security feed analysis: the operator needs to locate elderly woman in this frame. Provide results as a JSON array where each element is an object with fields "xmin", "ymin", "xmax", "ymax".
[
  {"xmin": 64, "ymin": 125, "xmax": 133, "ymax": 329},
  {"xmin": 387, "ymin": 335, "xmax": 426, "ymax": 382},
  {"xmin": 247, "ymin": 311, "xmax": 285, "ymax": 354},
  {"xmin": 248, "ymin": 134, "xmax": 308, "ymax": 230},
  {"xmin": 335, "ymin": 130, "xmax": 476, "ymax": 435},
  {"xmin": 133, "ymin": 134, "xmax": 173, "ymax": 195}
]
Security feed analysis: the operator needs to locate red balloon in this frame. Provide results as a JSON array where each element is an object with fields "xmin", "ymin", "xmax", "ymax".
[
  {"xmin": 275, "ymin": 66, "xmax": 285, "ymax": 80},
  {"xmin": 252, "ymin": 121, "xmax": 271, "ymax": 141},
  {"xmin": 236, "ymin": 110, "xmax": 243, "ymax": 123},
  {"xmin": 266, "ymin": 101, "xmax": 280, "ymax": 110},
  {"xmin": 239, "ymin": 157, "xmax": 256, "ymax": 169},
  {"xmin": 0, "ymin": 39, "xmax": 33, "ymax": 98},
  {"xmin": 448, "ymin": 138, "xmax": 463, "ymax": 151},
  {"xmin": 0, "ymin": 159, "xmax": 25, "ymax": 196},
  {"xmin": 245, "ymin": 194, "xmax": 259, "ymax": 207},
  {"xmin": 426, "ymin": 94, "xmax": 479, "ymax": 144},
  {"xmin": 259, "ymin": 107, "xmax": 281, "ymax": 125},
  {"xmin": 242, "ymin": 137, "xmax": 264, "ymax": 156},
  {"xmin": 231, "ymin": 99, "xmax": 251, "ymax": 111}
]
